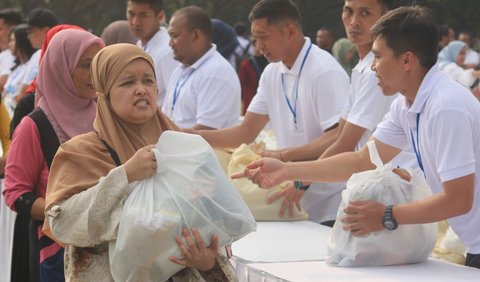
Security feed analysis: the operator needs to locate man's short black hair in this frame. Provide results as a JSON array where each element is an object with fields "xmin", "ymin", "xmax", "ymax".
[
  {"xmin": 372, "ymin": 6, "xmax": 438, "ymax": 69},
  {"xmin": 0, "ymin": 8, "xmax": 23, "ymax": 26},
  {"xmin": 26, "ymin": 8, "xmax": 58, "ymax": 29},
  {"xmin": 128, "ymin": 0, "xmax": 164, "ymax": 14},
  {"xmin": 173, "ymin": 6, "xmax": 212, "ymax": 41},
  {"xmin": 248, "ymin": 0, "xmax": 302, "ymax": 27}
]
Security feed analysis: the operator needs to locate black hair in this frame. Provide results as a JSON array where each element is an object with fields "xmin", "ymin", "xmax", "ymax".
[
  {"xmin": 173, "ymin": 6, "xmax": 212, "ymax": 41},
  {"xmin": 248, "ymin": 0, "xmax": 302, "ymax": 28},
  {"xmin": 371, "ymin": 6, "xmax": 438, "ymax": 69},
  {"xmin": 128, "ymin": 0, "xmax": 163, "ymax": 14}
]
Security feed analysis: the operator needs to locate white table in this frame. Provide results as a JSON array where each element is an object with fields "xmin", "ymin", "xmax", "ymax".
[
  {"xmin": 231, "ymin": 221, "xmax": 332, "ymax": 282},
  {"xmin": 244, "ymin": 259, "xmax": 480, "ymax": 282},
  {"xmin": 231, "ymin": 221, "xmax": 480, "ymax": 282},
  {"xmin": 232, "ymin": 221, "xmax": 332, "ymax": 263}
]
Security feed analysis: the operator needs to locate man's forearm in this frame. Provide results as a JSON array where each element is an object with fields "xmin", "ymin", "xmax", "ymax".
[{"xmin": 282, "ymin": 124, "xmax": 340, "ymax": 162}]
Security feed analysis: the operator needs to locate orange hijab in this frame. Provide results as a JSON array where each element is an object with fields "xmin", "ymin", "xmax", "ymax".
[{"xmin": 45, "ymin": 44, "xmax": 178, "ymax": 210}]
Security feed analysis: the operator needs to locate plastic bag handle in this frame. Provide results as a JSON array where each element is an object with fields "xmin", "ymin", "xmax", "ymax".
[
  {"xmin": 367, "ymin": 140, "xmax": 384, "ymax": 168},
  {"xmin": 152, "ymin": 148, "xmax": 168, "ymax": 174}
]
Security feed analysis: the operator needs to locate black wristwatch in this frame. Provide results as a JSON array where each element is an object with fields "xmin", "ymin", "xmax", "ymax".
[
  {"xmin": 293, "ymin": 181, "xmax": 310, "ymax": 191},
  {"xmin": 383, "ymin": 204, "xmax": 398, "ymax": 230}
]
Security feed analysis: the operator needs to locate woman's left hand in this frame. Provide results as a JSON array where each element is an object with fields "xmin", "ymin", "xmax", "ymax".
[{"xmin": 169, "ymin": 228, "xmax": 218, "ymax": 272}]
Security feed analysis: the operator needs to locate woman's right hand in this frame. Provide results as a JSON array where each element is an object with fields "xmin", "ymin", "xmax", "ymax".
[{"xmin": 123, "ymin": 144, "xmax": 157, "ymax": 183}]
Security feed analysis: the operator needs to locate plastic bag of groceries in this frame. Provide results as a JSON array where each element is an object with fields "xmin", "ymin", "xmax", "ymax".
[
  {"xmin": 327, "ymin": 141, "xmax": 437, "ymax": 266},
  {"xmin": 228, "ymin": 144, "xmax": 309, "ymax": 221},
  {"xmin": 109, "ymin": 131, "xmax": 256, "ymax": 282}
]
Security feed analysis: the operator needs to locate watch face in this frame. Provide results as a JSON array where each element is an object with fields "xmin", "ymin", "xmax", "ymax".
[{"xmin": 384, "ymin": 220, "xmax": 395, "ymax": 230}]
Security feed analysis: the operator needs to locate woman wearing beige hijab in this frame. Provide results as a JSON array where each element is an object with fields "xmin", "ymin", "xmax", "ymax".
[{"xmin": 44, "ymin": 44, "xmax": 236, "ymax": 281}]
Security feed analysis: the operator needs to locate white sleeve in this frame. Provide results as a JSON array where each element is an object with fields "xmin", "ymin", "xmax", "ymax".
[
  {"xmin": 430, "ymin": 108, "xmax": 476, "ymax": 182},
  {"xmin": 374, "ymin": 97, "xmax": 408, "ymax": 150},
  {"xmin": 245, "ymin": 67, "xmax": 269, "ymax": 115},
  {"xmin": 47, "ymin": 166, "xmax": 132, "ymax": 247},
  {"xmin": 344, "ymin": 70, "xmax": 395, "ymax": 131}
]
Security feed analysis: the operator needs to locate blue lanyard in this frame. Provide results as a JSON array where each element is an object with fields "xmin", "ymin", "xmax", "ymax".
[
  {"xmin": 410, "ymin": 113, "xmax": 425, "ymax": 174},
  {"xmin": 281, "ymin": 42, "xmax": 312, "ymax": 127},
  {"xmin": 171, "ymin": 69, "xmax": 196, "ymax": 112}
]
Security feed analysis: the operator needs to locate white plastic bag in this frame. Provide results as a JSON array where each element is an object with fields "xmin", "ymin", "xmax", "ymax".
[
  {"xmin": 327, "ymin": 141, "xmax": 437, "ymax": 266},
  {"xmin": 228, "ymin": 144, "xmax": 309, "ymax": 221},
  {"xmin": 109, "ymin": 131, "xmax": 256, "ymax": 282}
]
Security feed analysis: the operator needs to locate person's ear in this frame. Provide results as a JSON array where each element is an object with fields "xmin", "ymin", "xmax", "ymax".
[
  {"xmin": 156, "ymin": 10, "xmax": 165, "ymax": 24},
  {"xmin": 403, "ymin": 51, "xmax": 416, "ymax": 70},
  {"xmin": 286, "ymin": 23, "xmax": 296, "ymax": 39}
]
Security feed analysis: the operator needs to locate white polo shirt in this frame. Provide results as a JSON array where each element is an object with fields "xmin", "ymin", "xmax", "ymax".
[
  {"xmin": 342, "ymin": 52, "xmax": 417, "ymax": 169},
  {"xmin": 247, "ymin": 37, "xmax": 350, "ymax": 223},
  {"xmin": 162, "ymin": 45, "xmax": 241, "ymax": 129},
  {"xmin": 342, "ymin": 52, "xmax": 397, "ymax": 149},
  {"xmin": 0, "ymin": 49, "xmax": 15, "ymax": 76},
  {"xmin": 21, "ymin": 49, "xmax": 40, "ymax": 86},
  {"xmin": 375, "ymin": 64, "xmax": 480, "ymax": 253},
  {"xmin": 138, "ymin": 27, "xmax": 179, "ymax": 107}
]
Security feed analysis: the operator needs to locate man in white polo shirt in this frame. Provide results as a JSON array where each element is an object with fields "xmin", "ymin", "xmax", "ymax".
[
  {"xmin": 197, "ymin": 0, "xmax": 349, "ymax": 225},
  {"xmin": 127, "ymin": 0, "xmax": 178, "ymax": 107},
  {"xmin": 263, "ymin": 0, "xmax": 417, "ymax": 218},
  {"xmin": 163, "ymin": 6, "xmax": 240, "ymax": 130},
  {"xmin": 234, "ymin": 6, "xmax": 480, "ymax": 269}
]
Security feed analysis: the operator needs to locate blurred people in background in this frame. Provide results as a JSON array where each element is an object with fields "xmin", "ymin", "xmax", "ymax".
[
  {"xmin": 458, "ymin": 31, "xmax": 479, "ymax": 69},
  {"xmin": 2, "ymin": 24, "xmax": 36, "ymax": 117},
  {"xmin": 438, "ymin": 40, "xmax": 480, "ymax": 98},
  {"xmin": 211, "ymin": 18, "xmax": 239, "ymax": 69},
  {"xmin": 238, "ymin": 39, "xmax": 268, "ymax": 114},
  {"xmin": 0, "ymin": 9, "xmax": 23, "ymax": 94},
  {"xmin": 127, "ymin": 0, "xmax": 178, "ymax": 107},
  {"xmin": 19, "ymin": 8, "xmax": 59, "ymax": 100},
  {"xmin": 164, "ymin": 6, "xmax": 240, "ymax": 130},
  {"xmin": 101, "ymin": 20, "xmax": 137, "ymax": 45},
  {"xmin": 438, "ymin": 24, "xmax": 455, "ymax": 51},
  {"xmin": 234, "ymin": 21, "xmax": 253, "ymax": 70},
  {"xmin": 332, "ymin": 37, "xmax": 357, "ymax": 76},
  {"xmin": 316, "ymin": 27, "xmax": 333, "ymax": 53}
]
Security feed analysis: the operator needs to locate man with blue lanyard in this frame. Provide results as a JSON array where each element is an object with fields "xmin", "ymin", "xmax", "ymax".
[
  {"xmin": 197, "ymin": 0, "xmax": 349, "ymax": 226},
  {"xmin": 127, "ymin": 0, "xmax": 178, "ymax": 107},
  {"xmin": 233, "ymin": 6, "xmax": 480, "ymax": 269},
  {"xmin": 162, "ymin": 6, "xmax": 240, "ymax": 130},
  {"xmin": 262, "ymin": 0, "xmax": 418, "ymax": 219}
]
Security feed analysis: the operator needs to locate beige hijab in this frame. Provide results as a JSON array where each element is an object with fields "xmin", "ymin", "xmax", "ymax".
[{"xmin": 45, "ymin": 44, "xmax": 178, "ymax": 210}]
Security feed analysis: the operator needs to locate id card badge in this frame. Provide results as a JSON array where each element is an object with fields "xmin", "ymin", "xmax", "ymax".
[{"xmin": 291, "ymin": 117, "xmax": 304, "ymax": 133}]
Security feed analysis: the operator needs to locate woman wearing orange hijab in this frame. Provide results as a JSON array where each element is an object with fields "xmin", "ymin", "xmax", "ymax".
[{"xmin": 44, "ymin": 44, "xmax": 236, "ymax": 281}]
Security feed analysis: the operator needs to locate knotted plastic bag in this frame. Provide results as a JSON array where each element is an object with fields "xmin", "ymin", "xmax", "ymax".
[
  {"xmin": 228, "ymin": 144, "xmax": 309, "ymax": 221},
  {"xmin": 327, "ymin": 141, "xmax": 437, "ymax": 266},
  {"xmin": 109, "ymin": 131, "xmax": 256, "ymax": 282}
]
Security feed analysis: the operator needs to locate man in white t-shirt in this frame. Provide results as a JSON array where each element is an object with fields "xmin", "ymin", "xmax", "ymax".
[
  {"xmin": 20, "ymin": 8, "xmax": 58, "ymax": 95},
  {"xmin": 234, "ymin": 6, "xmax": 480, "ymax": 269},
  {"xmin": 263, "ymin": 0, "xmax": 417, "ymax": 219},
  {"xmin": 0, "ymin": 9, "xmax": 23, "ymax": 94},
  {"xmin": 162, "ymin": 6, "xmax": 240, "ymax": 130},
  {"xmin": 127, "ymin": 0, "xmax": 179, "ymax": 107},
  {"xmin": 197, "ymin": 0, "xmax": 349, "ymax": 225}
]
